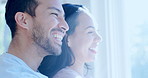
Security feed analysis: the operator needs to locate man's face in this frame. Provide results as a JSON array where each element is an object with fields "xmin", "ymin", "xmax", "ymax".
[{"xmin": 30, "ymin": 0, "xmax": 69, "ymax": 55}]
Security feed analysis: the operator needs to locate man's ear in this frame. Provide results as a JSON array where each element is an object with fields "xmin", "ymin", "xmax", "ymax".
[{"xmin": 15, "ymin": 12, "xmax": 30, "ymax": 29}]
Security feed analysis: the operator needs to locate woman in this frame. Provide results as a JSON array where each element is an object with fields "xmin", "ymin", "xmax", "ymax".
[{"xmin": 38, "ymin": 4, "xmax": 102, "ymax": 78}]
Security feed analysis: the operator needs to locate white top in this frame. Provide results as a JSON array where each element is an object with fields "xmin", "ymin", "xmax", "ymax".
[
  {"xmin": 53, "ymin": 67, "xmax": 91, "ymax": 78},
  {"xmin": 0, "ymin": 53, "xmax": 48, "ymax": 78}
]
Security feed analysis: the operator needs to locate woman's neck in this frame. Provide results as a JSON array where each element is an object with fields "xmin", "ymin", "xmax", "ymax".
[{"xmin": 69, "ymin": 59, "xmax": 85, "ymax": 77}]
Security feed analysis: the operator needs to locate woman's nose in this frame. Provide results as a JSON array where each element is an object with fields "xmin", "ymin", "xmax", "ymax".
[{"xmin": 95, "ymin": 33, "xmax": 102, "ymax": 43}]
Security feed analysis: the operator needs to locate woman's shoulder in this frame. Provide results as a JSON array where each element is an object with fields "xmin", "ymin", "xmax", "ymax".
[{"xmin": 53, "ymin": 67, "xmax": 83, "ymax": 78}]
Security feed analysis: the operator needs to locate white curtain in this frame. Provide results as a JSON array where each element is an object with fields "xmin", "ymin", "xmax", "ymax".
[{"xmin": 91, "ymin": 0, "xmax": 131, "ymax": 78}]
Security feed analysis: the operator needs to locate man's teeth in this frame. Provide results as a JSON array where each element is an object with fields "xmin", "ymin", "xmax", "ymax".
[{"xmin": 53, "ymin": 34, "xmax": 63, "ymax": 41}]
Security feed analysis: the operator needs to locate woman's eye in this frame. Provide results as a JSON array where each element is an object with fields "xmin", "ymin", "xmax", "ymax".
[
  {"xmin": 87, "ymin": 31, "xmax": 93, "ymax": 34},
  {"xmin": 51, "ymin": 13, "xmax": 58, "ymax": 17}
]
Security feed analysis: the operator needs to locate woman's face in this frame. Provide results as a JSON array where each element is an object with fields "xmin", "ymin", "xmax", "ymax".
[{"xmin": 68, "ymin": 12, "xmax": 102, "ymax": 63}]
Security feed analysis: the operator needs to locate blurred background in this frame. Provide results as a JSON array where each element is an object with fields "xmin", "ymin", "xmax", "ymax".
[{"xmin": 0, "ymin": 0, "xmax": 148, "ymax": 78}]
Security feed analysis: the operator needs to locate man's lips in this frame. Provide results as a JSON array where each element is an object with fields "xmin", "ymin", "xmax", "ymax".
[{"xmin": 52, "ymin": 32, "xmax": 65, "ymax": 45}]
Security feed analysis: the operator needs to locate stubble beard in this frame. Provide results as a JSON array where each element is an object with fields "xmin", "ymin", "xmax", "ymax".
[{"xmin": 31, "ymin": 22, "xmax": 62, "ymax": 56}]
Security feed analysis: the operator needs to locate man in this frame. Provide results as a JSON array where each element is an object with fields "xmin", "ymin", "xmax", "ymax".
[{"xmin": 0, "ymin": 0, "xmax": 69, "ymax": 78}]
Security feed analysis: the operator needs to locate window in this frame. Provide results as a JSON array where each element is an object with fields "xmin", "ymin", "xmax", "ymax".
[
  {"xmin": 0, "ymin": 1, "xmax": 11, "ymax": 55},
  {"xmin": 123, "ymin": 0, "xmax": 148, "ymax": 78},
  {"xmin": 92, "ymin": 0, "xmax": 148, "ymax": 78}
]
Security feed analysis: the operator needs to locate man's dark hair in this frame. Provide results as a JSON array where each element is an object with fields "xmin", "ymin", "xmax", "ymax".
[{"xmin": 5, "ymin": 0, "xmax": 39, "ymax": 38}]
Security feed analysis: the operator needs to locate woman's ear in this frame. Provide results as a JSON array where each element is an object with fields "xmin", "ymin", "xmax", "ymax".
[{"xmin": 15, "ymin": 12, "xmax": 30, "ymax": 30}]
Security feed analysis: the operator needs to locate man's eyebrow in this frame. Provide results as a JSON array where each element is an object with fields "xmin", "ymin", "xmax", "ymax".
[
  {"xmin": 47, "ymin": 7, "xmax": 62, "ymax": 13},
  {"xmin": 85, "ymin": 26, "xmax": 95, "ymax": 30}
]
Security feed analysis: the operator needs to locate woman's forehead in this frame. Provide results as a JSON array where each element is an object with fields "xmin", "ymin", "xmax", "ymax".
[{"xmin": 77, "ymin": 12, "xmax": 98, "ymax": 28}]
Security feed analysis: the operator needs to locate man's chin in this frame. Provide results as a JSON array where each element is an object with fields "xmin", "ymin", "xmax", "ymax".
[
  {"xmin": 53, "ymin": 45, "xmax": 62, "ymax": 56},
  {"xmin": 53, "ymin": 50, "xmax": 62, "ymax": 56},
  {"xmin": 48, "ymin": 48, "xmax": 62, "ymax": 56},
  {"xmin": 45, "ymin": 43, "xmax": 62, "ymax": 56}
]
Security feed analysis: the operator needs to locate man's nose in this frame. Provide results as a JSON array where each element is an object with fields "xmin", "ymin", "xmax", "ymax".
[{"xmin": 59, "ymin": 18, "xmax": 69, "ymax": 32}]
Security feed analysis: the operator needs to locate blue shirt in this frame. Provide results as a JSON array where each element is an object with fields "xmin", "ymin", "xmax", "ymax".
[{"xmin": 0, "ymin": 53, "xmax": 48, "ymax": 78}]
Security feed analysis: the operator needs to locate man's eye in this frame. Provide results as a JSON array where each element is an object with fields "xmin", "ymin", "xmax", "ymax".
[{"xmin": 51, "ymin": 13, "xmax": 58, "ymax": 17}]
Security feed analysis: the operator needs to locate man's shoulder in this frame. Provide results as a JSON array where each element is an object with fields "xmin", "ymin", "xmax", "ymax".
[
  {"xmin": 0, "ymin": 53, "xmax": 24, "ymax": 66},
  {"xmin": 0, "ymin": 72, "xmax": 48, "ymax": 78},
  {"xmin": 0, "ymin": 53, "xmax": 48, "ymax": 78},
  {"xmin": 0, "ymin": 60, "xmax": 48, "ymax": 78}
]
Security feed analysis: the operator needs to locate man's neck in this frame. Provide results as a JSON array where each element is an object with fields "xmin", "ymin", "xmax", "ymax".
[{"xmin": 8, "ymin": 37, "xmax": 44, "ymax": 71}]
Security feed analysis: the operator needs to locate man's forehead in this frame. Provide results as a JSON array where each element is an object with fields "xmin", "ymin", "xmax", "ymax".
[
  {"xmin": 36, "ymin": 0, "xmax": 64, "ymax": 12},
  {"xmin": 38, "ymin": 0, "xmax": 62, "ymax": 8},
  {"xmin": 47, "ymin": 7, "xmax": 62, "ymax": 13}
]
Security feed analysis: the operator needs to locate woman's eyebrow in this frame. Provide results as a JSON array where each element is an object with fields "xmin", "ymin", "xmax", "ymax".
[{"xmin": 85, "ymin": 26, "xmax": 95, "ymax": 30}]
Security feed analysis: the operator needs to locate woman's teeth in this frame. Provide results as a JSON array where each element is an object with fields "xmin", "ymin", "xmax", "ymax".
[
  {"xmin": 89, "ymin": 47, "xmax": 97, "ymax": 54},
  {"xmin": 89, "ymin": 48, "xmax": 96, "ymax": 50}
]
